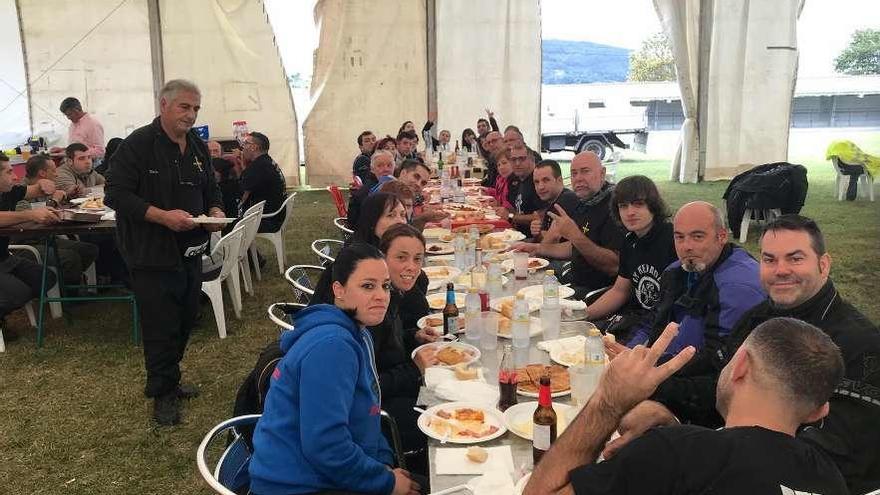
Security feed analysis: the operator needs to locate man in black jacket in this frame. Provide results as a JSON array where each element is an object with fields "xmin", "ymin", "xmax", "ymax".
[
  {"xmin": 606, "ymin": 215, "xmax": 880, "ymax": 494},
  {"xmin": 105, "ymin": 79, "xmax": 225, "ymax": 426}
]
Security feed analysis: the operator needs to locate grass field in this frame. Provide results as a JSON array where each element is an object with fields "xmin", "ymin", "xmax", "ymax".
[{"xmin": 0, "ymin": 154, "xmax": 878, "ymax": 494}]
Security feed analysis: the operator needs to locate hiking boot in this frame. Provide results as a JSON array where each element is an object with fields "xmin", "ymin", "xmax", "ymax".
[
  {"xmin": 153, "ymin": 392, "xmax": 181, "ymax": 426},
  {"xmin": 0, "ymin": 319, "xmax": 19, "ymax": 342},
  {"xmin": 176, "ymin": 382, "xmax": 200, "ymax": 400}
]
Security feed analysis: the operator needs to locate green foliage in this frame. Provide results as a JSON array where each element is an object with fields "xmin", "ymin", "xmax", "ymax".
[
  {"xmin": 834, "ymin": 29, "xmax": 880, "ymax": 75},
  {"xmin": 628, "ymin": 31, "xmax": 676, "ymax": 82}
]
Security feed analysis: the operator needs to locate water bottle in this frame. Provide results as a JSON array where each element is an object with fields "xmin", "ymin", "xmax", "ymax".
[
  {"xmin": 471, "ymin": 248, "xmax": 487, "ymax": 290},
  {"xmin": 464, "ymin": 287, "xmax": 481, "ymax": 343},
  {"xmin": 453, "ymin": 234, "xmax": 467, "ymax": 270},
  {"xmin": 584, "ymin": 327, "xmax": 605, "ymax": 395},
  {"xmin": 512, "ymin": 294, "xmax": 531, "ymax": 349},
  {"xmin": 542, "ymin": 269, "xmax": 560, "ymax": 308}
]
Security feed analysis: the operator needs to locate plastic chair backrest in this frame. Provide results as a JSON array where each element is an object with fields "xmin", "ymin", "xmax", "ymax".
[
  {"xmin": 328, "ymin": 185, "xmax": 347, "ymax": 217},
  {"xmin": 212, "ymin": 226, "xmax": 244, "ymax": 280},
  {"xmin": 284, "ymin": 265, "xmax": 325, "ymax": 302},
  {"xmin": 242, "ymin": 200, "xmax": 266, "ymax": 220},
  {"xmin": 238, "ymin": 210, "xmax": 263, "ymax": 259},
  {"xmin": 196, "ymin": 414, "xmax": 261, "ymax": 495}
]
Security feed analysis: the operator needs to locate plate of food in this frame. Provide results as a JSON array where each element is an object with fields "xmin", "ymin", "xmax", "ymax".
[
  {"xmin": 417, "ymin": 402, "xmax": 507, "ymax": 444},
  {"xmin": 453, "ymin": 223, "xmax": 495, "ymax": 235},
  {"xmin": 449, "ymin": 211, "xmax": 485, "ymax": 222},
  {"xmin": 485, "ymin": 250, "xmax": 514, "ymax": 265},
  {"xmin": 426, "ymin": 242, "xmax": 454, "ymax": 256},
  {"xmin": 515, "ymin": 364, "xmax": 571, "ymax": 397},
  {"xmin": 451, "ymin": 272, "xmax": 508, "ymax": 291},
  {"xmin": 489, "ymin": 295, "xmax": 542, "ymax": 316},
  {"xmin": 74, "ymin": 197, "xmax": 106, "ymax": 210},
  {"xmin": 516, "ymin": 284, "xmax": 576, "ymax": 300},
  {"xmin": 426, "ymin": 291, "xmax": 467, "ymax": 310},
  {"xmin": 443, "ymin": 203, "xmax": 482, "ymax": 213},
  {"xmin": 486, "ymin": 229, "xmax": 526, "ymax": 242},
  {"xmin": 411, "ymin": 341, "xmax": 481, "ymax": 368},
  {"xmin": 503, "ymin": 401, "xmax": 573, "ymax": 441},
  {"xmin": 425, "ymin": 254, "xmax": 454, "ymax": 266},
  {"xmin": 423, "ymin": 266, "xmax": 462, "ymax": 291},
  {"xmin": 478, "ymin": 236, "xmax": 509, "ymax": 252},
  {"xmin": 190, "ymin": 215, "xmax": 237, "ymax": 224},
  {"xmin": 495, "ymin": 315, "xmax": 543, "ymax": 339},
  {"xmin": 501, "ymin": 257, "xmax": 550, "ymax": 273},
  {"xmin": 422, "ymin": 227, "xmax": 451, "ymax": 239}
]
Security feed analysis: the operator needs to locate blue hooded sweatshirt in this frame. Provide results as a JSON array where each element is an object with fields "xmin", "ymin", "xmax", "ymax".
[{"xmin": 249, "ymin": 304, "xmax": 395, "ymax": 495}]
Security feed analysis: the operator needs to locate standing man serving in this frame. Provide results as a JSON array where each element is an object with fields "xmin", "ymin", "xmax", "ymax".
[{"xmin": 105, "ymin": 79, "xmax": 225, "ymax": 426}]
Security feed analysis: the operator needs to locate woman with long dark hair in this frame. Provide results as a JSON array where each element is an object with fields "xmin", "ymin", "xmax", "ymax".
[
  {"xmin": 349, "ymin": 192, "xmax": 408, "ymax": 247},
  {"xmin": 249, "ymin": 243, "xmax": 420, "ymax": 495},
  {"xmin": 460, "ymin": 128, "xmax": 477, "ymax": 153}
]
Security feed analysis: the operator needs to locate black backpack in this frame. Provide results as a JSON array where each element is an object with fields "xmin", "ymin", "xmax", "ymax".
[
  {"xmin": 722, "ymin": 162, "xmax": 808, "ymax": 237},
  {"xmin": 232, "ymin": 340, "xmax": 284, "ymax": 448}
]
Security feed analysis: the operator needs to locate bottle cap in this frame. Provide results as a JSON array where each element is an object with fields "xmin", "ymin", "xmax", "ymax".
[
  {"xmin": 516, "ymin": 293, "xmax": 524, "ymax": 299},
  {"xmin": 468, "ymin": 287, "xmax": 478, "ymax": 293},
  {"xmin": 546, "ymin": 269, "xmax": 554, "ymax": 276},
  {"xmin": 588, "ymin": 328, "xmax": 601, "ymax": 337}
]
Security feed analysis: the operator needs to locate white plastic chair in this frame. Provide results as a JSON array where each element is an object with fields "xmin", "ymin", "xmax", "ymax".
[
  {"xmin": 284, "ymin": 264, "xmax": 325, "ymax": 305},
  {"xmin": 311, "ymin": 239, "xmax": 344, "ymax": 266},
  {"xmin": 333, "ymin": 217, "xmax": 354, "ymax": 239},
  {"xmin": 739, "ymin": 208, "xmax": 781, "ymax": 244},
  {"xmin": 200, "ymin": 226, "xmax": 243, "ymax": 339},
  {"xmin": 251, "ymin": 192, "xmax": 297, "ymax": 276},
  {"xmin": 831, "ymin": 156, "xmax": 875, "ymax": 201},
  {"xmin": 603, "ymin": 150, "xmax": 622, "ymax": 181},
  {"xmin": 9, "ymin": 245, "xmax": 63, "ymax": 320},
  {"xmin": 236, "ymin": 209, "xmax": 264, "ymax": 296},
  {"xmin": 196, "ymin": 414, "xmax": 262, "ymax": 495},
  {"xmin": 240, "ymin": 201, "xmax": 266, "ymax": 282}
]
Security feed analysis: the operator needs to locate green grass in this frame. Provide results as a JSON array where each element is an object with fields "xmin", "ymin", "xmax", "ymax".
[{"xmin": 0, "ymin": 160, "xmax": 877, "ymax": 494}]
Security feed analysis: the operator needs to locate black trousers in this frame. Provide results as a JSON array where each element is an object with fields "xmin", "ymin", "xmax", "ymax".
[
  {"xmin": 130, "ymin": 257, "xmax": 201, "ymax": 398},
  {"xmin": 0, "ymin": 255, "xmax": 56, "ymax": 320}
]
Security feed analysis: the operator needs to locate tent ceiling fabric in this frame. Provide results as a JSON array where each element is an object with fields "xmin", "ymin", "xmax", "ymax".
[
  {"xmin": 0, "ymin": 0, "xmax": 32, "ymax": 146},
  {"xmin": 435, "ymin": 0, "xmax": 541, "ymax": 150},
  {"xmin": 703, "ymin": 0, "xmax": 802, "ymax": 180},
  {"xmin": 304, "ymin": 0, "xmax": 428, "ymax": 187},
  {"xmin": 161, "ymin": 0, "xmax": 300, "ymax": 185},
  {"xmin": 17, "ymin": 0, "xmax": 154, "ymax": 146}
]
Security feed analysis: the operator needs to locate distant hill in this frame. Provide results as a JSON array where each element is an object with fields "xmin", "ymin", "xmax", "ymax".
[{"xmin": 543, "ymin": 39, "xmax": 631, "ymax": 84}]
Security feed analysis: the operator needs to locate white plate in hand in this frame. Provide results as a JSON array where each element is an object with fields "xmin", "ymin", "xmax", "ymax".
[{"xmin": 190, "ymin": 216, "xmax": 236, "ymax": 224}]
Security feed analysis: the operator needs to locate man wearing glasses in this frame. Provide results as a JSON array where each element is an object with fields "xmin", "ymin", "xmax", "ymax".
[
  {"xmin": 105, "ymin": 79, "xmax": 225, "ymax": 426},
  {"xmin": 240, "ymin": 131, "xmax": 287, "ymax": 232}
]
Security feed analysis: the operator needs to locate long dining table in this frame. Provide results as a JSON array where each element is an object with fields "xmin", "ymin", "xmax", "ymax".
[{"xmin": 420, "ymin": 254, "xmax": 591, "ymax": 493}]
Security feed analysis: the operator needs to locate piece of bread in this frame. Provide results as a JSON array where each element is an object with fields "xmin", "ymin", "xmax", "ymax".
[
  {"xmin": 454, "ymin": 365, "xmax": 478, "ymax": 380},
  {"xmin": 466, "ymin": 446, "xmax": 488, "ymax": 463},
  {"xmin": 436, "ymin": 346, "xmax": 468, "ymax": 365},
  {"xmin": 499, "ymin": 300, "xmax": 515, "ymax": 320}
]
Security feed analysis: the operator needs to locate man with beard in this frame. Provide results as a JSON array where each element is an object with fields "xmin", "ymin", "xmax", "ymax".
[
  {"xmin": 511, "ymin": 151, "xmax": 624, "ymax": 298},
  {"xmin": 525, "ymin": 318, "xmax": 848, "ymax": 495},
  {"xmin": 605, "ymin": 201, "xmax": 766, "ymax": 367},
  {"xmin": 606, "ymin": 215, "xmax": 880, "ymax": 494}
]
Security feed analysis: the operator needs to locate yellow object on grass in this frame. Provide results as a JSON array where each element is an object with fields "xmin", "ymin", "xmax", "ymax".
[{"xmin": 826, "ymin": 140, "xmax": 880, "ymax": 178}]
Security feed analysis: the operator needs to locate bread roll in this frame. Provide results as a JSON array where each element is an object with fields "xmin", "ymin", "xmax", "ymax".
[
  {"xmin": 454, "ymin": 365, "xmax": 478, "ymax": 380},
  {"xmin": 466, "ymin": 446, "xmax": 488, "ymax": 463}
]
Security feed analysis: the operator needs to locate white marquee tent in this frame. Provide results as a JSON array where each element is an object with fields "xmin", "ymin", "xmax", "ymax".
[{"xmin": 1, "ymin": 0, "xmax": 806, "ymax": 185}]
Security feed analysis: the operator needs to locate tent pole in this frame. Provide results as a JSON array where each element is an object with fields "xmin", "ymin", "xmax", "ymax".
[
  {"xmin": 426, "ymin": 0, "xmax": 437, "ymax": 121},
  {"xmin": 696, "ymin": 0, "xmax": 713, "ymax": 181},
  {"xmin": 15, "ymin": 0, "xmax": 34, "ymax": 137},
  {"xmin": 148, "ymin": 0, "xmax": 164, "ymax": 114}
]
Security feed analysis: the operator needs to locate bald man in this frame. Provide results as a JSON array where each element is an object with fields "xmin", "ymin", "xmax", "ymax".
[
  {"xmin": 511, "ymin": 151, "xmax": 625, "ymax": 298},
  {"xmin": 609, "ymin": 201, "xmax": 765, "ymax": 371}
]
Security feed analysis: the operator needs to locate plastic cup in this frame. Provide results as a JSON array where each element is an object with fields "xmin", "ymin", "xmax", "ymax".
[
  {"xmin": 513, "ymin": 251, "xmax": 528, "ymax": 280},
  {"xmin": 540, "ymin": 305, "xmax": 561, "ymax": 341},
  {"xmin": 465, "ymin": 311, "xmax": 482, "ymax": 343},
  {"xmin": 568, "ymin": 365, "xmax": 595, "ymax": 410},
  {"xmin": 479, "ymin": 311, "xmax": 498, "ymax": 350}
]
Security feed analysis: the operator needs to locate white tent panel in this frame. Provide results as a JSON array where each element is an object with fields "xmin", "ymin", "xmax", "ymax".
[
  {"xmin": 703, "ymin": 0, "xmax": 802, "ymax": 180},
  {"xmin": 0, "ymin": 0, "xmax": 31, "ymax": 147},
  {"xmin": 304, "ymin": 0, "xmax": 428, "ymax": 186},
  {"xmin": 161, "ymin": 0, "xmax": 300, "ymax": 185},
  {"xmin": 18, "ymin": 0, "xmax": 155, "ymax": 146},
  {"xmin": 435, "ymin": 0, "xmax": 542, "ymax": 149}
]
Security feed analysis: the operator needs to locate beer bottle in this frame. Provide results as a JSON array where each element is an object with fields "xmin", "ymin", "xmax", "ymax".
[
  {"xmin": 443, "ymin": 282, "xmax": 459, "ymax": 336},
  {"xmin": 497, "ymin": 345, "xmax": 518, "ymax": 412},
  {"xmin": 532, "ymin": 369, "xmax": 557, "ymax": 464}
]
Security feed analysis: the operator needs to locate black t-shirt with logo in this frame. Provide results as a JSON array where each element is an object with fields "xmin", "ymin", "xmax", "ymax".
[
  {"xmin": 567, "ymin": 190, "xmax": 624, "ymax": 294},
  {"xmin": 240, "ymin": 153, "xmax": 287, "ymax": 230},
  {"xmin": 570, "ymin": 426, "xmax": 848, "ymax": 495},
  {"xmin": 0, "ymin": 184, "xmax": 26, "ymax": 261},
  {"xmin": 618, "ymin": 221, "xmax": 676, "ymax": 313}
]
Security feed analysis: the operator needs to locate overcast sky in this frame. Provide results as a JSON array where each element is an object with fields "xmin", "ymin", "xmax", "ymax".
[{"xmin": 267, "ymin": 0, "xmax": 880, "ymax": 79}]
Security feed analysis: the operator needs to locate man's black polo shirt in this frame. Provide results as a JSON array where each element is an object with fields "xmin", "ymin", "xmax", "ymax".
[
  {"xmin": 240, "ymin": 153, "xmax": 287, "ymax": 231},
  {"xmin": 567, "ymin": 184, "xmax": 624, "ymax": 294},
  {"xmin": 540, "ymin": 188, "xmax": 580, "ymax": 231}
]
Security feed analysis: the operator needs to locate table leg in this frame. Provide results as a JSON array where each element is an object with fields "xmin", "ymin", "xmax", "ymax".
[{"xmin": 36, "ymin": 237, "xmax": 51, "ymax": 347}]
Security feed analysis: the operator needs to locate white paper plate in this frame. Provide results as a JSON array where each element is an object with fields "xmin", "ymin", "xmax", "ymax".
[
  {"xmin": 501, "ymin": 257, "xmax": 550, "ymax": 274},
  {"xmin": 489, "ymin": 295, "xmax": 542, "ymax": 314},
  {"xmin": 515, "ymin": 472, "xmax": 532, "ymax": 495},
  {"xmin": 450, "ymin": 273, "xmax": 508, "ymax": 291},
  {"xmin": 427, "ymin": 292, "xmax": 467, "ymax": 310},
  {"xmin": 191, "ymin": 216, "xmax": 236, "ymax": 224},
  {"xmin": 503, "ymin": 402, "xmax": 574, "ymax": 441},
  {"xmin": 486, "ymin": 229, "xmax": 526, "ymax": 242},
  {"xmin": 411, "ymin": 341, "xmax": 481, "ymax": 368},
  {"xmin": 426, "ymin": 242, "xmax": 454, "ymax": 255},
  {"xmin": 549, "ymin": 348, "xmax": 585, "ymax": 368},
  {"xmin": 422, "ymin": 227, "xmax": 451, "ymax": 239},
  {"xmin": 424, "ymin": 266, "xmax": 462, "ymax": 291},
  {"xmin": 417, "ymin": 401, "xmax": 507, "ymax": 444},
  {"xmin": 518, "ymin": 387, "xmax": 571, "ymax": 398},
  {"xmin": 516, "ymin": 284, "xmax": 575, "ymax": 300},
  {"xmin": 495, "ymin": 316, "xmax": 542, "ymax": 339}
]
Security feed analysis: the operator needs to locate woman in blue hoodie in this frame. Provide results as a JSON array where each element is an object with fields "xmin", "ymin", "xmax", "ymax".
[{"xmin": 249, "ymin": 243, "xmax": 421, "ymax": 495}]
